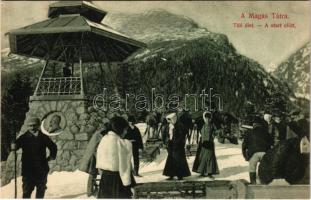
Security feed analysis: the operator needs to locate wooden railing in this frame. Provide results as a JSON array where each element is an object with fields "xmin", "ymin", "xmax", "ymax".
[{"xmin": 35, "ymin": 77, "xmax": 82, "ymax": 96}]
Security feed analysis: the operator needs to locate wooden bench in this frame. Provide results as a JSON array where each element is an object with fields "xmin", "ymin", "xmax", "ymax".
[
  {"xmin": 133, "ymin": 180, "xmax": 232, "ymax": 198},
  {"xmin": 133, "ymin": 179, "xmax": 310, "ymax": 199}
]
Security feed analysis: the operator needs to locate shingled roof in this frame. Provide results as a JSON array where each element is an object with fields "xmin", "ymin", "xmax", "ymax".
[{"xmin": 8, "ymin": 1, "xmax": 146, "ymax": 62}]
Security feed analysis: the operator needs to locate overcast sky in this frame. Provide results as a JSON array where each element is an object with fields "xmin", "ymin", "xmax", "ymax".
[{"xmin": 1, "ymin": 1, "xmax": 310, "ymax": 70}]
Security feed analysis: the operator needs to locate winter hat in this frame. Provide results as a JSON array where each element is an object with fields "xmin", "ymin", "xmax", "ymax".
[
  {"xmin": 110, "ymin": 116, "xmax": 129, "ymax": 136},
  {"xmin": 166, "ymin": 113, "xmax": 177, "ymax": 125},
  {"xmin": 263, "ymin": 114, "xmax": 272, "ymax": 123},
  {"xmin": 203, "ymin": 111, "xmax": 211, "ymax": 123}
]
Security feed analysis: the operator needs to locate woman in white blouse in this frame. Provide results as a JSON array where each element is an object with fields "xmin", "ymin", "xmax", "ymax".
[{"xmin": 96, "ymin": 116, "xmax": 134, "ymax": 198}]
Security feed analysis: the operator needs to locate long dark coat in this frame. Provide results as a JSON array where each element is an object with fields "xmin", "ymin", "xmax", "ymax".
[
  {"xmin": 288, "ymin": 119, "xmax": 309, "ymax": 139},
  {"xmin": 124, "ymin": 126, "xmax": 144, "ymax": 152},
  {"xmin": 258, "ymin": 138, "xmax": 309, "ymax": 184},
  {"xmin": 242, "ymin": 124, "xmax": 273, "ymax": 160},
  {"xmin": 16, "ymin": 131, "xmax": 57, "ymax": 178},
  {"xmin": 192, "ymin": 122, "xmax": 219, "ymax": 175},
  {"xmin": 123, "ymin": 126, "xmax": 144, "ymax": 173},
  {"xmin": 163, "ymin": 121, "xmax": 191, "ymax": 178}
]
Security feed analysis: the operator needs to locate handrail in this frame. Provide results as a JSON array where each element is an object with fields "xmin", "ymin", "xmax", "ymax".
[{"xmin": 35, "ymin": 76, "xmax": 82, "ymax": 96}]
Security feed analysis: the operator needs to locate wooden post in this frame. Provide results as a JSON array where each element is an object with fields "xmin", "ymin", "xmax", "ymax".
[
  {"xmin": 79, "ymin": 53, "xmax": 84, "ymax": 96},
  {"xmin": 79, "ymin": 33, "xmax": 84, "ymax": 96},
  {"xmin": 13, "ymin": 132, "xmax": 17, "ymax": 199},
  {"xmin": 209, "ymin": 88, "xmax": 213, "ymax": 111},
  {"xmin": 34, "ymin": 59, "xmax": 49, "ymax": 96},
  {"xmin": 71, "ymin": 62, "xmax": 74, "ymax": 76},
  {"xmin": 98, "ymin": 62, "xmax": 104, "ymax": 90}
]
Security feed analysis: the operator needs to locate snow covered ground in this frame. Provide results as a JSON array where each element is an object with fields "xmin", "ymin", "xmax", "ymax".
[{"xmin": 0, "ymin": 123, "xmax": 250, "ymax": 198}]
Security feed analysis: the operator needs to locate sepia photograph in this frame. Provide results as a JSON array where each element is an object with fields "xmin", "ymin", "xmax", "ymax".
[{"xmin": 0, "ymin": 0, "xmax": 310, "ymax": 199}]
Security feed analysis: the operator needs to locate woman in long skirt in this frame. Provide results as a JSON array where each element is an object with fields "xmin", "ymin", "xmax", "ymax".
[
  {"xmin": 163, "ymin": 113, "xmax": 191, "ymax": 180},
  {"xmin": 96, "ymin": 116, "xmax": 135, "ymax": 198},
  {"xmin": 192, "ymin": 111, "xmax": 219, "ymax": 179}
]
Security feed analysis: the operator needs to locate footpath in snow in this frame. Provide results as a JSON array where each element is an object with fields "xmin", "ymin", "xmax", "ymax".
[{"xmin": 1, "ymin": 123, "xmax": 250, "ymax": 198}]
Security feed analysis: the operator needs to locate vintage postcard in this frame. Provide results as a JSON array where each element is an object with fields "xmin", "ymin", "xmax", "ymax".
[{"xmin": 0, "ymin": 0, "xmax": 310, "ymax": 199}]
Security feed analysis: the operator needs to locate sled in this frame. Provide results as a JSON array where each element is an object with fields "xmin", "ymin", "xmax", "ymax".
[
  {"xmin": 146, "ymin": 138, "xmax": 163, "ymax": 148},
  {"xmin": 217, "ymin": 135, "xmax": 238, "ymax": 144},
  {"xmin": 185, "ymin": 144, "xmax": 198, "ymax": 156},
  {"xmin": 140, "ymin": 145, "xmax": 161, "ymax": 162}
]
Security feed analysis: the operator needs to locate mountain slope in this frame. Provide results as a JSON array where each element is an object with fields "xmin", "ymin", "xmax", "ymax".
[
  {"xmin": 104, "ymin": 9, "xmax": 233, "ymax": 48},
  {"xmin": 117, "ymin": 37, "xmax": 294, "ymax": 115},
  {"xmin": 273, "ymin": 43, "xmax": 310, "ymax": 100},
  {"xmin": 103, "ymin": 10, "xmax": 296, "ymax": 114},
  {"xmin": 1, "ymin": 9, "xmax": 299, "ymax": 115}
]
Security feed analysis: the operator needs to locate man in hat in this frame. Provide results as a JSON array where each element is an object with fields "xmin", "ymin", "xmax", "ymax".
[
  {"xmin": 242, "ymin": 117, "xmax": 273, "ymax": 184},
  {"xmin": 287, "ymin": 110, "xmax": 309, "ymax": 139},
  {"xmin": 258, "ymin": 110, "xmax": 310, "ymax": 185},
  {"xmin": 11, "ymin": 117, "xmax": 57, "ymax": 198},
  {"xmin": 263, "ymin": 113, "xmax": 277, "ymax": 145}
]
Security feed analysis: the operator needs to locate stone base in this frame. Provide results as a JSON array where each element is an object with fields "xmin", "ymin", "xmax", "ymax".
[{"xmin": 1, "ymin": 97, "xmax": 109, "ymax": 186}]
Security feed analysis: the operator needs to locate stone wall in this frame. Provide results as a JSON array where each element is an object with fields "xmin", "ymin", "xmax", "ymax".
[{"xmin": 2, "ymin": 98, "xmax": 112, "ymax": 186}]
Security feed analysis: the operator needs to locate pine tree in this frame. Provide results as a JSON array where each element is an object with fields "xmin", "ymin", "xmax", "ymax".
[{"xmin": 1, "ymin": 73, "xmax": 32, "ymax": 160}]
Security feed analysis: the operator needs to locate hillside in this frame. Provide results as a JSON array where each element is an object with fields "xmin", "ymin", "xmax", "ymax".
[
  {"xmin": 103, "ymin": 10, "xmax": 296, "ymax": 114},
  {"xmin": 104, "ymin": 9, "xmax": 233, "ymax": 47},
  {"xmin": 1, "ymin": 9, "xmax": 298, "ymax": 115},
  {"xmin": 273, "ymin": 43, "xmax": 310, "ymax": 100}
]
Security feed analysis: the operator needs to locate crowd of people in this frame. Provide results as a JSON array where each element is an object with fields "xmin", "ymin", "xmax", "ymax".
[
  {"xmin": 241, "ymin": 109, "xmax": 310, "ymax": 184},
  {"xmin": 11, "ymin": 106, "xmax": 309, "ymax": 198}
]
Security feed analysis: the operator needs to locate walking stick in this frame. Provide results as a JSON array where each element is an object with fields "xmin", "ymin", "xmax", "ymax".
[
  {"xmin": 13, "ymin": 132, "xmax": 17, "ymax": 199},
  {"xmin": 14, "ymin": 149, "xmax": 17, "ymax": 199}
]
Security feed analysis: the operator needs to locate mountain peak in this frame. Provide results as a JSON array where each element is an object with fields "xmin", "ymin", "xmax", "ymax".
[
  {"xmin": 142, "ymin": 8, "xmax": 171, "ymax": 16},
  {"xmin": 274, "ymin": 42, "xmax": 310, "ymax": 100},
  {"xmin": 104, "ymin": 9, "xmax": 233, "ymax": 46}
]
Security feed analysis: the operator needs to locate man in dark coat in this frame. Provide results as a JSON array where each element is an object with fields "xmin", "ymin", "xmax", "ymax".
[
  {"xmin": 12, "ymin": 117, "xmax": 57, "ymax": 198},
  {"xmin": 123, "ymin": 115, "xmax": 144, "ymax": 176},
  {"xmin": 287, "ymin": 110, "xmax": 309, "ymax": 139},
  {"xmin": 242, "ymin": 117, "xmax": 273, "ymax": 184},
  {"xmin": 163, "ymin": 113, "xmax": 191, "ymax": 180},
  {"xmin": 273, "ymin": 116, "xmax": 287, "ymax": 143}
]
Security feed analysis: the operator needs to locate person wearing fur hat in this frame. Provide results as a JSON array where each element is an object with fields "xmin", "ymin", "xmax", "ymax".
[
  {"xmin": 163, "ymin": 113, "xmax": 191, "ymax": 180},
  {"xmin": 192, "ymin": 111, "xmax": 219, "ymax": 179},
  {"xmin": 11, "ymin": 117, "xmax": 57, "ymax": 198},
  {"xmin": 122, "ymin": 115, "xmax": 144, "ymax": 176},
  {"xmin": 242, "ymin": 117, "xmax": 273, "ymax": 184},
  {"xmin": 96, "ymin": 116, "xmax": 135, "ymax": 198}
]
